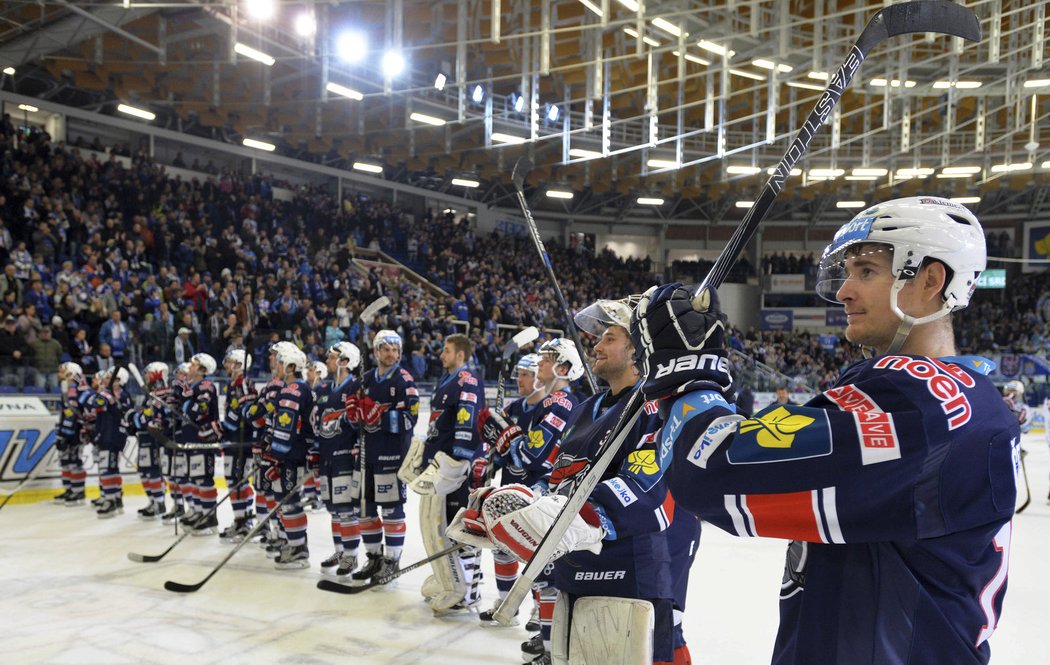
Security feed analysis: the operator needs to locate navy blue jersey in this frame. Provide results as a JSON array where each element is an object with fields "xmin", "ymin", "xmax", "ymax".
[
  {"xmin": 89, "ymin": 387, "xmax": 132, "ymax": 451},
  {"xmin": 424, "ymin": 365, "xmax": 485, "ymax": 463},
  {"xmin": 271, "ymin": 378, "xmax": 315, "ymax": 463},
  {"xmin": 57, "ymin": 380, "xmax": 90, "ymax": 444},
  {"xmin": 664, "ymin": 354, "xmax": 1019, "ymax": 665},
  {"xmin": 360, "ymin": 366, "xmax": 420, "ymax": 467},
  {"xmin": 549, "ymin": 385, "xmax": 672, "ymax": 599},
  {"xmin": 176, "ymin": 379, "xmax": 221, "ymax": 445},
  {"xmin": 501, "ymin": 389, "xmax": 577, "ymax": 487},
  {"xmin": 246, "ymin": 377, "xmax": 284, "ymax": 439},
  {"xmin": 222, "ymin": 375, "xmax": 258, "ymax": 441},
  {"xmin": 499, "ymin": 395, "xmax": 543, "ymax": 486},
  {"xmin": 316, "ymin": 374, "xmax": 361, "ymax": 465}
]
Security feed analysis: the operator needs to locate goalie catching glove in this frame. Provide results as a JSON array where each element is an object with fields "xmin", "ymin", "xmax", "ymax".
[{"xmin": 630, "ymin": 282, "xmax": 734, "ymax": 402}]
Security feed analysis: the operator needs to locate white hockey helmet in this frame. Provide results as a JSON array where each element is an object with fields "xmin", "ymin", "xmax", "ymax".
[
  {"xmin": 1003, "ymin": 380, "xmax": 1025, "ymax": 399},
  {"xmin": 144, "ymin": 361, "xmax": 169, "ymax": 388},
  {"xmin": 816, "ymin": 197, "xmax": 986, "ymax": 324},
  {"xmin": 225, "ymin": 348, "xmax": 252, "ymax": 372},
  {"xmin": 275, "ymin": 345, "xmax": 307, "ymax": 374},
  {"xmin": 512, "ymin": 353, "xmax": 541, "ymax": 379},
  {"xmin": 538, "ymin": 338, "xmax": 585, "ymax": 381},
  {"xmin": 311, "ymin": 360, "xmax": 329, "ymax": 380},
  {"xmin": 374, "ymin": 329, "xmax": 403, "ymax": 349},
  {"xmin": 191, "ymin": 353, "xmax": 217, "ymax": 376},
  {"xmin": 328, "ymin": 342, "xmax": 362, "ymax": 371},
  {"xmin": 574, "ymin": 298, "xmax": 635, "ymax": 336},
  {"xmin": 59, "ymin": 362, "xmax": 83, "ymax": 381},
  {"xmin": 174, "ymin": 362, "xmax": 190, "ymax": 379},
  {"xmin": 105, "ymin": 367, "xmax": 130, "ymax": 387}
]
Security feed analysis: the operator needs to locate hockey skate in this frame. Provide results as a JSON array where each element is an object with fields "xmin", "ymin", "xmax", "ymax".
[
  {"xmin": 220, "ymin": 517, "xmax": 253, "ymax": 543},
  {"xmin": 350, "ymin": 551, "xmax": 384, "ymax": 585},
  {"xmin": 53, "ymin": 489, "xmax": 71, "ymax": 505},
  {"xmin": 431, "ymin": 599, "xmax": 480, "ymax": 618},
  {"xmin": 479, "ymin": 605, "xmax": 518, "ymax": 627},
  {"xmin": 525, "ymin": 604, "xmax": 540, "ymax": 632},
  {"xmin": 334, "ymin": 553, "xmax": 358, "ymax": 577},
  {"xmin": 320, "ymin": 550, "xmax": 343, "ymax": 571},
  {"xmin": 137, "ymin": 503, "xmax": 165, "ymax": 521},
  {"xmin": 191, "ymin": 513, "xmax": 219, "ymax": 536},
  {"xmin": 161, "ymin": 505, "xmax": 185, "ymax": 524},
  {"xmin": 181, "ymin": 511, "xmax": 204, "ymax": 529},
  {"xmin": 526, "ymin": 653, "xmax": 551, "ymax": 665},
  {"xmin": 521, "ymin": 634, "xmax": 544, "ymax": 657},
  {"xmin": 96, "ymin": 497, "xmax": 124, "ymax": 519},
  {"xmin": 265, "ymin": 538, "xmax": 288, "ymax": 559},
  {"xmin": 91, "ymin": 495, "xmax": 105, "ymax": 508},
  {"xmin": 64, "ymin": 491, "xmax": 86, "ymax": 507},
  {"xmin": 376, "ymin": 557, "xmax": 400, "ymax": 580},
  {"xmin": 274, "ymin": 544, "xmax": 310, "ymax": 570}
]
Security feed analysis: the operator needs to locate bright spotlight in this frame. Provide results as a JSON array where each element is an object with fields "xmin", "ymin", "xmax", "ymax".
[
  {"xmin": 245, "ymin": 0, "xmax": 275, "ymax": 20},
  {"xmin": 294, "ymin": 13, "xmax": 316, "ymax": 37},
  {"xmin": 382, "ymin": 50, "xmax": 405, "ymax": 78},
  {"xmin": 336, "ymin": 32, "xmax": 368, "ymax": 64},
  {"xmin": 472, "ymin": 84, "xmax": 485, "ymax": 103},
  {"xmin": 434, "ymin": 73, "xmax": 447, "ymax": 90},
  {"xmin": 546, "ymin": 104, "xmax": 560, "ymax": 122},
  {"xmin": 513, "ymin": 94, "xmax": 525, "ymax": 113}
]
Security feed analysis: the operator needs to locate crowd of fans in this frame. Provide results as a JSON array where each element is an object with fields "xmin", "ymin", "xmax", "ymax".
[{"xmin": 0, "ymin": 115, "xmax": 1045, "ymax": 399}]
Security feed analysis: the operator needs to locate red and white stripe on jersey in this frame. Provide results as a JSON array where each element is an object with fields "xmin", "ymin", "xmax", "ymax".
[
  {"xmin": 723, "ymin": 488, "xmax": 845, "ymax": 544},
  {"xmin": 825, "ymin": 384, "xmax": 902, "ymax": 465}
]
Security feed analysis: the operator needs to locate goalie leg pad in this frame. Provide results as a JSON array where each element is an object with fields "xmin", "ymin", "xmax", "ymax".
[
  {"xmin": 551, "ymin": 592, "xmax": 571, "ymax": 665},
  {"xmin": 566, "ymin": 596, "xmax": 655, "ymax": 665},
  {"xmin": 397, "ymin": 437, "xmax": 425, "ymax": 484},
  {"xmin": 418, "ymin": 493, "xmax": 467, "ymax": 609}
]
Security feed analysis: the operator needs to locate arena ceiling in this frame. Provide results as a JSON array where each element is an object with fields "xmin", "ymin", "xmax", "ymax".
[{"xmin": 0, "ymin": 0, "xmax": 1048, "ymax": 222}]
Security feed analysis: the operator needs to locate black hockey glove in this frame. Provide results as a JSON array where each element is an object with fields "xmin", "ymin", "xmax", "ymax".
[{"xmin": 630, "ymin": 282, "xmax": 734, "ymax": 402}]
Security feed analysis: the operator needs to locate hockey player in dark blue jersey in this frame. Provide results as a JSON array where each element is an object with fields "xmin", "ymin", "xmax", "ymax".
[
  {"xmin": 219, "ymin": 350, "xmax": 257, "ymax": 542},
  {"xmin": 345, "ymin": 329, "xmax": 419, "ymax": 584},
  {"xmin": 301, "ymin": 361, "xmax": 328, "ymax": 513},
  {"xmin": 91, "ymin": 367, "xmax": 132, "ymax": 518},
  {"xmin": 246, "ymin": 343, "xmax": 289, "ymax": 551},
  {"xmin": 54, "ymin": 362, "xmax": 89, "ymax": 507},
  {"xmin": 404, "ymin": 333, "xmax": 486, "ymax": 615},
  {"xmin": 158, "ymin": 362, "xmax": 190, "ymax": 523},
  {"xmin": 129, "ymin": 362, "xmax": 171, "ymax": 520},
  {"xmin": 316, "ymin": 342, "xmax": 363, "ymax": 577},
  {"xmin": 632, "ymin": 197, "xmax": 1018, "ymax": 665},
  {"xmin": 264, "ymin": 344, "xmax": 315, "ymax": 569},
  {"xmin": 178, "ymin": 354, "xmax": 223, "ymax": 535}
]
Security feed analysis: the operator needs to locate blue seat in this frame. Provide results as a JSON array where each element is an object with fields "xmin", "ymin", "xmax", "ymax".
[
  {"xmin": 22, "ymin": 385, "xmax": 47, "ymax": 394},
  {"xmin": 0, "ymin": 386, "xmax": 19, "ymax": 393}
]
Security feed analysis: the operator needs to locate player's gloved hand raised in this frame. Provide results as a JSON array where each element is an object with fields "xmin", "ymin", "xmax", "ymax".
[
  {"xmin": 344, "ymin": 393, "xmax": 361, "ymax": 424},
  {"xmin": 630, "ymin": 282, "xmax": 733, "ymax": 401},
  {"xmin": 481, "ymin": 411, "xmax": 524, "ymax": 456}
]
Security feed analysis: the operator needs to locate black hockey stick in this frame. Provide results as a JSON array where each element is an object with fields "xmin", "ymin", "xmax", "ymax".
[
  {"xmin": 495, "ymin": 326, "xmax": 540, "ymax": 413},
  {"xmin": 354, "ymin": 295, "xmax": 391, "ymax": 521},
  {"xmin": 316, "ymin": 542, "xmax": 467, "ymax": 595},
  {"xmin": 163, "ymin": 475, "xmax": 308, "ymax": 593},
  {"xmin": 492, "ymin": 0, "xmax": 981, "ymax": 626},
  {"xmin": 127, "ymin": 476, "xmax": 252, "ymax": 563},
  {"xmin": 512, "ymin": 158, "xmax": 598, "ymax": 395},
  {"xmin": 1015, "ymin": 449, "xmax": 1031, "ymax": 514}
]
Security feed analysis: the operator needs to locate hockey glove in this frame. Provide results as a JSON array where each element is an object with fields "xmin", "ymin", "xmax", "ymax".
[
  {"xmin": 306, "ymin": 450, "xmax": 321, "ymax": 472},
  {"xmin": 481, "ymin": 411, "xmax": 524, "ymax": 456},
  {"xmin": 446, "ymin": 486, "xmax": 496, "ymax": 549},
  {"xmin": 488, "ymin": 492, "xmax": 604, "ymax": 564},
  {"xmin": 357, "ymin": 397, "xmax": 388, "ymax": 428},
  {"xmin": 469, "ymin": 456, "xmax": 490, "ymax": 489},
  {"xmin": 262, "ymin": 452, "xmax": 281, "ymax": 482},
  {"xmin": 344, "ymin": 393, "xmax": 361, "ymax": 424},
  {"xmin": 407, "ymin": 451, "xmax": 469, "ymax": 496},
  {"xmin": 630, "ymin": 282, "xmax": 734, "ymax": 401}
]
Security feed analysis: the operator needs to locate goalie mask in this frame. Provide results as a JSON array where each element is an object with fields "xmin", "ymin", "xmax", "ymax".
[{"xmin": 574, "ymin": 298, "xmax": 635, "ymax": 337}]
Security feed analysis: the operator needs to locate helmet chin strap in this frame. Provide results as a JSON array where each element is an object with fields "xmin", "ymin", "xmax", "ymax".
[{"xmin": 885, "ymin": 279, "xmax": 952, "ymax": 355}]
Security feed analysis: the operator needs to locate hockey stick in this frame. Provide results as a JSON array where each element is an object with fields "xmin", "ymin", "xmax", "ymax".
[
  {"xmin": 355, "ymin": 296, "xmax": 391, "ymax": 521},
  {"xmin": 163, "ymin": 474, "xmax": 308, "ymax": 593},
  {"xmin": 1015, "ymin": 449, "xmax": 1031, "ymax": 514},
  {"xmin": 316, "ymin": 542, "xmax": 467, "ymax": 595},
  {"xmin": 495, "ymin": 326, "xmax": 540, "ymax": 413},
  {"xmin": 492, "ymin": 0, "xmax": 981, "ymax": 626},
  {"xmin": 511, "ymin": 158, "xmax": 598, "ymax": 395},
  {"xmin": 360, "ymin": 295, "xmax": 390, "ymax": 326},
  {"xmin": 127, "ymin": 476, "xmax": 252, "ymax": 563}
]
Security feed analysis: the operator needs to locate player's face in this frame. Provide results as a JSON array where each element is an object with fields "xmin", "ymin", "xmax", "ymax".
[
  {"xmin": 836, "ymin": 249, "xmax": 911, "ymax": 352},
  {"xmin": 776, "ymin": 388, "xmax": 789, "ymax": 403},
  {"xmin": 440, "ymin": 343, "xmax": 463, "ymax": 372},
  {"xmin": 377, "ymin": 343, "xmax": 400, "ymax": 371},
  {"xmin": 592, "ymin": 326, "xmax": 632, "ymax": 381},
  {"xmin": 325, "ymin": 352, "xmax": 339, "ymax": 375},
  {"xmin": 515, "ymin": 370, "xmax": 536, "ymax": 396},
  {"xmin": 536, "ymin": 352, "xmax": 556, "ymax": 385}
]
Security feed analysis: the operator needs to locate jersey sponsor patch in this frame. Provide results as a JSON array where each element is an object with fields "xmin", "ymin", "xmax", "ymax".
[
  {"xmin": 873, "ymin": 355, "xmax": 973, "ymax": 430},
  {"xmin": 460, "ymin": 391, "xmax": 478, "ymax": 403},
  {"xmin": 543, "ymin": 413, "xmax": 566, "ymax": 431},
  {"xmin": 454, "ymin": 431, "xmax": 473, "ymax": 441},
  {"xmin": 543, "ymin": 393, "xmax": 574, "ymax": 411},
  {"xmin": 687, "ymin": 414, "xmax": 744, "ymax": 469},
  {"xmin": 603, "ymin": 477, "xmax": 638, "ymax": 507},
  {"xmin": 727, "ymin": 406, "xmax": 832, "ymax": 464},
  {"xmin": 724, "ymin": 487, "xmax": 844, "ymax": 544}
]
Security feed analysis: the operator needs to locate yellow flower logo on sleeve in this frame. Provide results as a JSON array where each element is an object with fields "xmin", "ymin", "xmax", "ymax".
[
  {"xmin": 456, "ymin": 407, "xmax": 470, "ymax": 425},
  {"xmin": 738, "ymin": 407, "xmax": 815, "ymax": 449},
  {"xmin": 63, "ymin": 408, "xmax": 73, "ymax": 417},
  {"xmin": 626, "ymin": 449, "xmax": 659, "ymax": 476},
  {"xmin": 278, "ymin": 412, "xmax": 292, "ymax": 427},
  {"xmin": 410, "ymin": 403, "xmax": 419, "ymax": 416},
  {"xmin": 526, "ymin": 429, "xmax": 546, "ymax": 449},
  {"xmin": 230, "ymin": 398, "xmax": 239, "ymax": 409}
]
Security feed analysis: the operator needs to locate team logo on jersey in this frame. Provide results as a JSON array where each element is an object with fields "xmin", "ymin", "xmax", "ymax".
[
  {"xmin": 728, "ymin": 407, "xmax": 832, "ymax": 464},
  {"xmin": 626, "ymin": 450, "xmax": 659, "ymax": 476},
  {"xmin": 527, "ymin": 429, "xmax": 546, "ymax": 449},
  {"xmin": 278, "ymin": 412, "xmax": 293, "ymax": 427},
  {"xmin": 410, "ymin": 403, "xmax": 419, "ymax": 416},
  {"xmin": 456, "ymin": 405, "xmax": 474, "ymax": 425},
  {"xmin": 230, "ymin": 398, "xmax": 239, "ymax": 409},
  {"xmin": 873, "ymin": 356, "xmax": 974, "ymax": 430},
  {"xmin": 63, "ymin": 408, "xmax": 73, "ymax": 417},
  {"xmin": 739, "ymin": 407, "xmax": 816, "ymax": 448}
]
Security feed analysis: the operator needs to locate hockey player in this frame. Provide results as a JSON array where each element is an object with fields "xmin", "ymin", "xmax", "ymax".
[
  {"xmin": 1002, "ymin": 380, "xmax": 1031, "ymax": 434},
  {"xmin": 90, "ymin": 367, "xmax": 133, "ymax": 518},
  {"xmin": 459, "ymin": 300, "xmax": 679, "ymax": 664},
  {"xmin": 632, "ymin": 197, "xmax": 1018, "ymax": 664},
  {"xmin": 129, "ymin": 362, "xmax": 171, "ymax": 519},
  {"xmin": 345, "ymin": 329, "xmax": 419, "ymax": 584},
  {"xmin": 263, "ymin": 344, "xmax": 315, "ymax": 569},
  {"xmin": 316, "ymin": 342, "xmax": 364, "ymax": 576},
  {"xmin": 54, "ymin": 362, "xmax": 89, "ymax": 506},
  {"xmin": 178, "ymin": 353, "xmax": 223, "ymax": 535},
  {"xmin": 403, "ymin": 333, "xmax": 485, "ymax": 615},
  {"xmin": 159, "ymin": 362, "xmax": 191, "ymax": 523},
  {"xmin": 301, "ymin": 361, "xmax": 328, "ymax": 512},
  {"xmin": 219, "ymin": 349, "xmax": 257, "ymax": 541},
  {"xmin": 247, "ymin": 342, "xmax": 293, "ymax": 553}
]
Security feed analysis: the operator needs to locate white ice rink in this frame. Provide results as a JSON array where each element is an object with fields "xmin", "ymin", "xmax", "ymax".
[{"xmin": 3, "ymin": 431, "xmax": 1048, "ymax": 664}]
